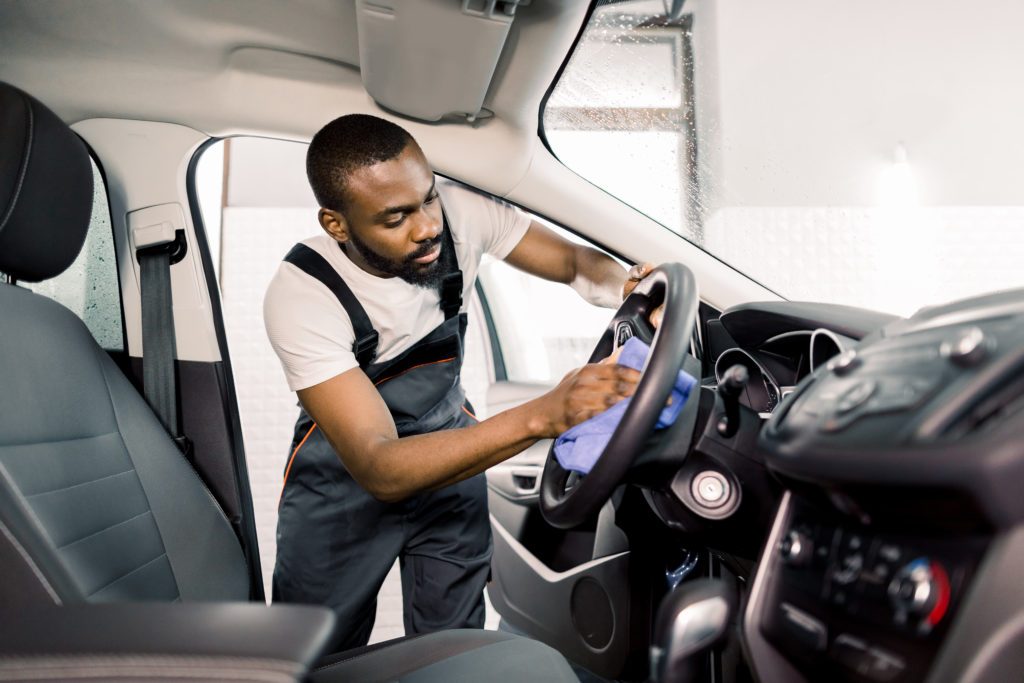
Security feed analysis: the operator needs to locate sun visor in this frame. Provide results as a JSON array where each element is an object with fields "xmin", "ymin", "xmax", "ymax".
[{"xmin": 355, "ymin": 0, "xmax": 529, "ymax": 122}]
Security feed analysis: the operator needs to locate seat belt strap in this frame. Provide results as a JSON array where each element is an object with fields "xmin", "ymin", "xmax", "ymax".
[
  {"xmin": 137, "ymin": 241, "xmax": 191, "ymax": 456},
  {"xmin": 284, "ymin": 244, "xmax": 380, "ymax": 368}
]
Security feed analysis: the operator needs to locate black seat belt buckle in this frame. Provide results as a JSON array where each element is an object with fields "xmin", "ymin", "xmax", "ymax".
[{"xmin": 353, "ymin": 331, "xmax": 379, "ymax": 367}]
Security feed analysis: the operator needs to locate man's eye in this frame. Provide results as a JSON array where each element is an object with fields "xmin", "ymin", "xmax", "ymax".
[
  {"xmin": 425, "ymin": 193, "xmax": 438, "ymax": 204},
  {"xmin": 384, "ymin": 216, "xmax": 406, "ymax": 228}
]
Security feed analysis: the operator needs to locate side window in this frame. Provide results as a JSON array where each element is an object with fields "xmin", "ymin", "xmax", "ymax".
[
  {"xmin": 475, "ymin": 220, "xmax": 619, "ymax": 385},
  {"xmin": 24, "ymin": 157, "xmax": 124, "ymax": 351}
]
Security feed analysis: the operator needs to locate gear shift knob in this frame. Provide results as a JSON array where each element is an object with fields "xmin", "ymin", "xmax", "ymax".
[
  {"xmin": 716, "ymin": 364, "xmax": 749, "ymax": 438},
  {"xmin": 650, "ymin": 578, "xmax": 737, "ymax": 683}
]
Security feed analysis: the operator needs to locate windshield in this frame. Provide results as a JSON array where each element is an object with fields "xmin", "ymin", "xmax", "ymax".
[{"xmin": 543, "ymin": 0, "xmax": 1024, "ymax": 317}]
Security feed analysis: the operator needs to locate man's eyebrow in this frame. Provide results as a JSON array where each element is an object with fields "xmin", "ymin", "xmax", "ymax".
[{"xmin": 372, "ymin": 180, "xmax": 437, "ymax": 221}]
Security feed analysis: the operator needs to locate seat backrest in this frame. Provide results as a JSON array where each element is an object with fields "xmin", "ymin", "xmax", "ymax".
[{"xmin": 0, "ymin": 81, "xmax": 250, "ymax": 608}]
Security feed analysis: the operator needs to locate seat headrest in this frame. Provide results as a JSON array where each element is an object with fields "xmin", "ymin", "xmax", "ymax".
[{"xmin": 0, "ymin": 82, "xmax": 94, "ymax": 282}]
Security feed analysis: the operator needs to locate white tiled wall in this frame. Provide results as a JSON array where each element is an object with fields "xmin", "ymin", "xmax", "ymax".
[{"xmin": 219, "ymin": 206, "xmax": 317, "ymax": 600}]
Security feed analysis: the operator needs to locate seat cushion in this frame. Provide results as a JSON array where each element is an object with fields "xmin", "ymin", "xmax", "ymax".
[{"xmin": 309, "ymin": 629, "xmax": 579, "ymax": 683}]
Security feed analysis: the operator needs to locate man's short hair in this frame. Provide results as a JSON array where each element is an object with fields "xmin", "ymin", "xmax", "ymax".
[{"xmin": 306, "ymin": 114, "xmax": 415, "ymax": 211}]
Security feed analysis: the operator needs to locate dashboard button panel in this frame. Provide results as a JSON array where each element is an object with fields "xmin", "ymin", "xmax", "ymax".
[{"xmin": 762, "ymin": 501, "xmax": 986, "ymax": 682}]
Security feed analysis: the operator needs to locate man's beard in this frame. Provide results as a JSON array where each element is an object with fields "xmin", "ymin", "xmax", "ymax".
[{"xmin": 346, "ymin": 229, "xmax": 456, "ymax": 290}]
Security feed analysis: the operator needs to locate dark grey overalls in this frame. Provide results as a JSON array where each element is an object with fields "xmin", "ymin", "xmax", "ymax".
[{"xmin": 272, "ymin": 221, "xmax": 491, "ymax": 651}]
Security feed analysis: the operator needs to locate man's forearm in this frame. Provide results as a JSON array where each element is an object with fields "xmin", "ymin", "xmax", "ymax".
[
  {"xmin": 312, "ymin": 359, "xmax": 641, "ymax": 503},
  {"xmin": 363, "ymin": 403, "xmax": 548, "ymax": 500},
  {"xmin": 569, "ymin": 246, "xmax": 628, "ymax": 308}
]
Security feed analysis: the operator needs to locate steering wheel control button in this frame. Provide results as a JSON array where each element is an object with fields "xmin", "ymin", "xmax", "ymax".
[
  {"xmin": 779, "ymin": 602, "xmax": 827, "ymax": 652},
  {"xmin": 615, "ymin": 321, "xmax": 634, "ymax": 346},
  {"xmin": 940, "ymin": 326, "xmax": 990, "ymax": 367},
  {"xmin": 691, "ymin": 471, "xmax": 729, "ymax": 508}
]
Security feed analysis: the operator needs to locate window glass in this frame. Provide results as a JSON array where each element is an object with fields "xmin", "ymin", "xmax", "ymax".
[
  {"xmin": 25, "ymin": 158, "xmax": 124, "ymax": 351},
  {"xmin": 545, "ymin": 1, "xmax": 697, "ymax": 242},
  {"xmin": 544, "ymin": 0, "xmax": 1024, "ymax": 317},
  {"xmin": 194, "ymin": 140, "xmax": 225, "ymax": 279},
  {"xmin": 476, "ymin": 223, "xmax": 617, "ymax": 385}
]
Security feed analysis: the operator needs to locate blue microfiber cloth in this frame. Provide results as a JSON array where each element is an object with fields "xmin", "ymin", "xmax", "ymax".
[{"xmin": 554, "ymin": 336, "xmax": 697, "ymax": 474}]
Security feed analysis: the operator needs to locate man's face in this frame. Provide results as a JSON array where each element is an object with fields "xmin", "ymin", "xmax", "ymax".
[{"xmin": 326, "ymin": 143, "xmax": 451, "ymax": 289}]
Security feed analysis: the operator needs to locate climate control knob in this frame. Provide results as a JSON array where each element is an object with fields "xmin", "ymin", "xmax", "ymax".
[
  {"xmin": 888, "ymin": 558, "xmax": 950, "ymax": 630},
  {"xmin": 779, "ymin": 529, "xmax": 813, "ymax": 567}
]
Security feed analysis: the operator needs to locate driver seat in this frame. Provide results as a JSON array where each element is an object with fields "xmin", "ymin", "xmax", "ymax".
[{"xmin": 0, "ymin": 81, "xmax": 578, "ymax": 682}]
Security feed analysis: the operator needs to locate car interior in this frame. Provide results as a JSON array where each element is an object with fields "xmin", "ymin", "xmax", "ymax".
[{"xmin": 2, "ymin": 1, "xmax": 1024, "ymax": 682}]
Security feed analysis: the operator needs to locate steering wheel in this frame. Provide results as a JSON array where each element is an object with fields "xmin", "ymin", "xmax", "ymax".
[{"xmin": 539, "ymin": 262, "xmax": 698, "ymax": 529}]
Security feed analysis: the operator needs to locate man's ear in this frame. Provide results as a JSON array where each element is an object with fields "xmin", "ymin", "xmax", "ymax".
[{"xmin": 319, "ymin": 208, "xmax": 349, "ymax": 243}]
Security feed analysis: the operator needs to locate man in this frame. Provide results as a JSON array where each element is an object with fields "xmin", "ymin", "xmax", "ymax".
[{"xmin": 264, "ymin": 113, "xmax": 655, "ymax": 650}]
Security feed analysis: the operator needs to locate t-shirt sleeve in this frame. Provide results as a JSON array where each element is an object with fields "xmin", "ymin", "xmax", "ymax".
[
  {"xmin": 441, "ymin": 180, "xmax": 531, "ymax": 259},
  {"xmin": 263, "ymin": 262, "xmax": 360, "ymax": 392}
]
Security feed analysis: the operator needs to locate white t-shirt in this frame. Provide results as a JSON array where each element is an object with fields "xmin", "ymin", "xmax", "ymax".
[{"xmin": 264, "ymin": 178, "xmax": 530, "ymax": 392}]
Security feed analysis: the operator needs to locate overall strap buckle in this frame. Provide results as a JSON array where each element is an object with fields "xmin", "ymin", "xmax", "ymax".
[{"xmin": 353, "ymin": 331, "xmax": 381, "ymax": 368}]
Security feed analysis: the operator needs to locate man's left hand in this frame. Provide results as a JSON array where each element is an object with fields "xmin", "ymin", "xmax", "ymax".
[{"xmin": 623, "ymin": 262, "xmax": 666, "ymax": 328}]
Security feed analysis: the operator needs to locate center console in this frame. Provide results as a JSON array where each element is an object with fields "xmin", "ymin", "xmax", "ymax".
[{"xmin": 746, "ymin": 289, "xmax": 1024, "ymax": 682}]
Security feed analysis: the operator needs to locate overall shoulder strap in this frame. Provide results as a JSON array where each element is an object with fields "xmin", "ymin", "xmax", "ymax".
[
  {"xmin": 438, "ymin": 208, "xmax": 463, "ymax": 321},
  {"xmin": 283, "ymin": 243, "xmax": 379, "ymax": 368}
]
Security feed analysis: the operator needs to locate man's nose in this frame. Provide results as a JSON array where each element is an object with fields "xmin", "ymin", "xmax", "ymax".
[{"xmin": 410, "ymin": 209, "xmax": 441, "ymax": 242}]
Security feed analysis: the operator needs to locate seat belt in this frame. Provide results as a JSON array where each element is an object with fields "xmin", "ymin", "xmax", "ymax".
[{"xmin": 134, "ymin": 221, "xmax": 192, "ymax": 456}]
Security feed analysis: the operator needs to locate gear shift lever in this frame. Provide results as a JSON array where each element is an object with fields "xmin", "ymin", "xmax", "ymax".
[
  {"xmin": 649, "ymin": 578, "xmax": 737, "ymax": 683},
  {"xmin": 716, "ymin": 364, "xmax": 749, "ymax": 438}
]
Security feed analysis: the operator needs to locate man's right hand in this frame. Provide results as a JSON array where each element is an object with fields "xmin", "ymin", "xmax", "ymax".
[{"xmin": 535, "ymin": 361, "xmax": 642, "ymax": 438}]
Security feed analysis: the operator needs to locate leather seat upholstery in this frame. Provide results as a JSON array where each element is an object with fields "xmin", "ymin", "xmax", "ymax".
[{"xmin": 0, "ymin": 81, "xmax": 579, "ymax": 682}]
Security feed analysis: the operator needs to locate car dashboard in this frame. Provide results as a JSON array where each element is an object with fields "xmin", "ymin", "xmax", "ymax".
[
  {"xmin": 742, "ymin": 289, "xmax": 1024, "ymax": 682},
  {"xmin": 713, "ymin": 326, "xmax": 851, "ymax": 418}
]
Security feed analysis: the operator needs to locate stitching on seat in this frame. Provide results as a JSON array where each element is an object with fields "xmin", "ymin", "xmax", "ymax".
[
  {"xmin": 0, "ymin": 90, "xmax": 33, "ymax": 232},
  {"xmin": 85, "ymin": 551, "xmax": 172, "ymax": 599},
  {"xmin": 0, "ymin": 459, "xmax": 73, "ymax": 591},
  {"xmin": 97, "ymin": 359, "xmax": 243, "ymax": 538},
  {"xmin": 95, "ymin": 358, "xmax": 242, "ymax": 597},
  {"xmin": 56, "ymin": 509, "xmax": 154, "ymax": 551},
  {"xmin": 0, "ymin": 430, "xmax": 124, "ymax": 450},
  {"xmin": 0, "ymin": 519, "xmax": 62, "ymax": 605},
  {"xmin": 24, "ymin": 465, "xmax": 136, "ymax": 500}
]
